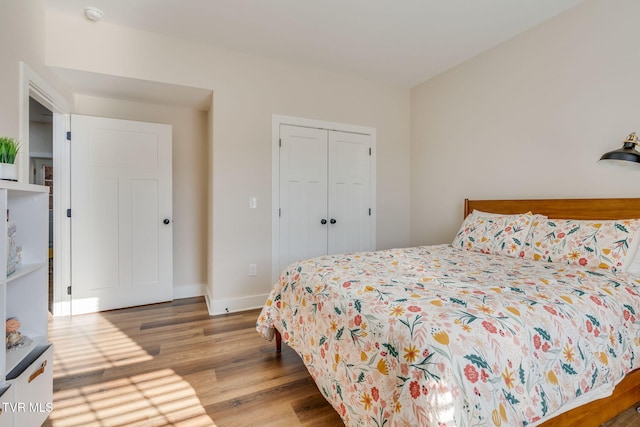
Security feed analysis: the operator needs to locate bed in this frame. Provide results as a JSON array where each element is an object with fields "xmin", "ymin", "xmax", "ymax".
[{"xmin": 256, "ymin": 198, "xmax": 640, "ymax": 426}]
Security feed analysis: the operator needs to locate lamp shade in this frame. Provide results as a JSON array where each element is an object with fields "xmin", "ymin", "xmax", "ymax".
[{"xmin": 598, "ymin": 133, "xmax": 640, "ymax": 168}]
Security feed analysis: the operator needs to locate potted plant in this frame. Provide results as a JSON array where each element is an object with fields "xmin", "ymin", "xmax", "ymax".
[{"xmin": 0, "ymin": 137, "xmax": 20, "ymax": 181}]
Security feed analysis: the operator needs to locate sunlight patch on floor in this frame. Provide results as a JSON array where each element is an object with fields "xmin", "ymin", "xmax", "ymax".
[
  {"xmin": 48, "ymin": 368, "xmax": 216, "ymax": 426},
  {"xmin": 48, "ymin": 314, "xmax": 216, "ymax": 426},
  {"xmin": 49, "ymin": 315, "xmax": 153, "ymax": 377}
]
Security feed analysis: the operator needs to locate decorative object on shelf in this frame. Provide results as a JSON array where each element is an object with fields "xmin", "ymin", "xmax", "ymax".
[
  {"xmin": 16, "ymin": 245, "xmax": 22, "ymax": 268},
  {"xmin": 7, "ymin": 220, "xmax": 16, "ymax": 276},
  {"xmin": 6, "ymin": 317, "xmax": 28, "ymax": 350},
  {"xmin": 599, "ymin": 132, "xmax": 640, "ymax": 169},
  {"xmin": 0, "ymin": 137, "xmax": 20, "ymax": 181}
]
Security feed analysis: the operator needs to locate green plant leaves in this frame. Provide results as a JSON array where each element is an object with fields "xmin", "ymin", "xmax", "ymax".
[{"xmin": 0, "ymin": 137, "xmax": 20, "ymax": 164}]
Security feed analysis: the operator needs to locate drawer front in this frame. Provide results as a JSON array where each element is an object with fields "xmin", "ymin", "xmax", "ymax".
[
  {"xmin": 11, "ymin": 344, "xmax": 53, "ymax": 427},
  {"xmin": 0, "ymin": 385, "xmax": 15, "ymax": 427}
]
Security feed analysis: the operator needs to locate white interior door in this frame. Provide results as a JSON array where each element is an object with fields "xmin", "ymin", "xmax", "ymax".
[
  {"xmin": 328, "ymin": 130, "xmax": 372, "ymax": 254},
  {"xmin": 70, "ymin": 114, "xmax": 173, "ymax": 314},
  {"xmin": 278, "ymin": 124, "xmax": 328, "ymax": 272}
]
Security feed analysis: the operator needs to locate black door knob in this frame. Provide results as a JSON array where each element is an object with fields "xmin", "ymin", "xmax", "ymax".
[
  {"xmin": 330, "ymin": 218, "xmax": 337, "ymax": 224},
  {"xmin": 320, "ymin": 219, "xmax": 327, "ymax": 224},
  {"xmin": 163, "ymin": 218, "xmax": 171, "ymax": 225}
]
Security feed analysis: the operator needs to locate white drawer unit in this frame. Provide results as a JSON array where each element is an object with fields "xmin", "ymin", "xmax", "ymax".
[
  {"xmin": 0, "ymin": 182, "xmax": 51, "ymax": 427},
  {"xmin": 7, "ymin": 345, "xmax": 53, "ymax": 427},
  {"xmin": 0, "ymin": 385, "xmax": 15, "ymax": 427}
]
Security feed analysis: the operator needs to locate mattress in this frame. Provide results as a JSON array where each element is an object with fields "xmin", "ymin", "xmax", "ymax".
[{"xmin": 257, "ymin": 244, "xmax": 640, "ymax": 426}]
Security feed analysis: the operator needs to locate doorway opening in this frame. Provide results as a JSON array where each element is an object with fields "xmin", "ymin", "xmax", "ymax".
[{"xmin": 29, "ymin": 97, "xmax": 54, "ymax": 312}]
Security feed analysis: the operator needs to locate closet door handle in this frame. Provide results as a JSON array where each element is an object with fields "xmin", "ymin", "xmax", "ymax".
[
  {"xmin": 330, "ymin": 218, "xmax": 337, "ymax": 224},
  {"xmin": 320, "ymin": 219, "xmax": 327, "ymax": 225}
]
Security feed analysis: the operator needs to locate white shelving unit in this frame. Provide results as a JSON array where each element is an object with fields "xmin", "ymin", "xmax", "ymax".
[{"xmin": 0, "ymin": 181, "xmax": 52, "ymax": 427}]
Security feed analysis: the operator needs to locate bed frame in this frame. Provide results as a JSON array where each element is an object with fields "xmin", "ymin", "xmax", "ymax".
[
  {"xmin": 465, "ymin": 197, "xmax": 640, "ymax": 427},
  {"xmin": 273, "ymin": 197, "xmax": 640, "ymax": 426},
  {"xmin": 464, "ymin": 197, "xmax": 640, "ymax": 221}
]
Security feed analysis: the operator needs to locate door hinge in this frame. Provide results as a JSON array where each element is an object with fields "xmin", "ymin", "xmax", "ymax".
[
  {"xmin": 67, "ymin": 285, "xmax": 72, "ymax": 295},
  {"xmin": 279, "ymin": 208, "xmax": 281, "ymax": 217},
  {"xmin": 66, "ymin": 131, "xmax": 71, "ymax": 141},
  {"xmin": 279, "ymin": 138, "xmax": 282, "ymax": 148},
  {"xmin": 67, "ymin": 208, "xmax": 71, "ymax": 218},
  {"xmin": 369, "ymin": 147, "xmax": 372, "ymax": 156},
  {"xmin": 369, "ymin": 208, "xmax": 372, "ymax": 216}
]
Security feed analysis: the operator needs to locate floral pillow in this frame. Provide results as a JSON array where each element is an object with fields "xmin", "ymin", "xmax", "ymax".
[
  {"xmin": 452, "ymin": 210, "xmax": 534, "ymax": 258},
  {"xmin": 519, "ymin": 214, "xmax": 549, "ymax": 259},
  {"xmin": 528, "ymin": 218, "xmax": 640, "ymax": 270}
]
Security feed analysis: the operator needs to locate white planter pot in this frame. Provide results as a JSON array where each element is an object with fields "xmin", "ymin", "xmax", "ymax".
[{"xmin": 0, "ymin": 163, "xmax": 17, "ymax": 181}]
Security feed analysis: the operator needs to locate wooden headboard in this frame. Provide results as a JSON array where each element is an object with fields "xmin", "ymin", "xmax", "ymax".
[{"xmin": 464, "ymin": 198, "xmax": 640, "ymax": 220}]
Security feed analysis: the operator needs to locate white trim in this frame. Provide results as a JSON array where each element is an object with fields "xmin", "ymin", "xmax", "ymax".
[
  {"xmin": 271, "ymin": 114, "xmax": 377, "ymax": 284},
  {"xmin": 204, "ymin": 291, "xmax": 213, "ymax": 315},
  {"xmin": 207, "ymin": 293, "xmax": 270, "ymax": 316},
  {"xmin": 207, "ymin": 103, "xmax": 215, "ymax": 317},
  {"xmin": 272, "ymin": 114, "xmax": 375, "ymax": 136},
  {"xmin": 19, "ymin": 62, "xmax": 72, "ymax": 317},
  {"xmin": 53, "ymin": 113, "xmax": 71, "ymax": 317}
]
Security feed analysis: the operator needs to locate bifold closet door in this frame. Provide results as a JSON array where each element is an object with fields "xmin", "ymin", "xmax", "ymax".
[
  {"xmin": 327, "ymin": 130, "xmax": 372, "ymax": 255},
  {"xmin": 278, "ymin": 124, "xmax": 373, "ymax": 273},
  {"xmin": 279, "ymin": 125, "xmax": 329, "ymax": 272}
]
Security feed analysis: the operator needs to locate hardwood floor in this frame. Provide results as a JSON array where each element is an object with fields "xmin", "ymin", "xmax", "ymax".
[
  {"xmin": 42, "ymin": 296, "xmax": 640, "ymax": 427},
  {"xmin": 43, "ymin": 297, "xmax": 342, "ymax": 427}
]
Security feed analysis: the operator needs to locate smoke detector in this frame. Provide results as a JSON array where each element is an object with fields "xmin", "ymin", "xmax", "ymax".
[{"xmin": 84, "ymin": 6, "xmax": 104, "ymax": 22}]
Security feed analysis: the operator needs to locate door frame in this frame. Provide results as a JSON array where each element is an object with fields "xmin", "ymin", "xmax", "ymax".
[
  {"xmin": 271, "ymin": 114, "xmax": 377, "ymax": 284},
  {"xmin": 19, "ymin": 62, "xmax": 72, "ymax": 317}
]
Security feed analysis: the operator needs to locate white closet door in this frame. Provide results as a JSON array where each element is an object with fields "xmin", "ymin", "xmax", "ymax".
[
  {"xmin": 328, "ymin": 130, "xmax": 373, "ymax": 254},
  {"xmin": 279, "ymin": 125, "xmax": 328, "ymax": 272}
]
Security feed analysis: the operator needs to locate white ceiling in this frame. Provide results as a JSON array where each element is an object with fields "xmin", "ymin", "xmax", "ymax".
[{"xmin": 43, "ymin": 0, "xmax": 585, "ymax": 89}]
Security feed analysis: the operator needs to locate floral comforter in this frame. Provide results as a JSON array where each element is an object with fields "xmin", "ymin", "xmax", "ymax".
[{"xmin": 256, "ymin": 245, "xmax": 640, "ymax": 426}]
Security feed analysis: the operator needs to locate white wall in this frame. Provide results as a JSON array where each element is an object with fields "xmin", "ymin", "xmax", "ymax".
[
  {"xmin": 410, "ymin": 0, "xmax": 640, "ymax": 246},
  {"xmin": 73, "ymin": 95, "xmax": 209, "ymax": 299},
  {"xmin": 0, "ymin": 0, "xmax": 72, "ymax": 156},
  {"xmin": 44, "ymin": 12, "xmax": 412, "ymax": 313}
]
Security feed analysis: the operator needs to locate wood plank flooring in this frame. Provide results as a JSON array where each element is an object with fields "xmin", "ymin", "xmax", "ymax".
[
  {"xmin": 43, "ymin": 297, "xmax": 342, "ymax": 427},
  {"xmin": 42, "ymin": 296, "xmax": 640, "ymax": 427}
]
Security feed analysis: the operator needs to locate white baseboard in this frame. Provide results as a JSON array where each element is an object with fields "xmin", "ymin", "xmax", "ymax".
[
  {"xmin": 51, "ymin": 284, "xmax": 207, "ymax": 317},
  {"xmin": 206, "ymin": 293, "xmax": 269, "ymax": 315}
]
